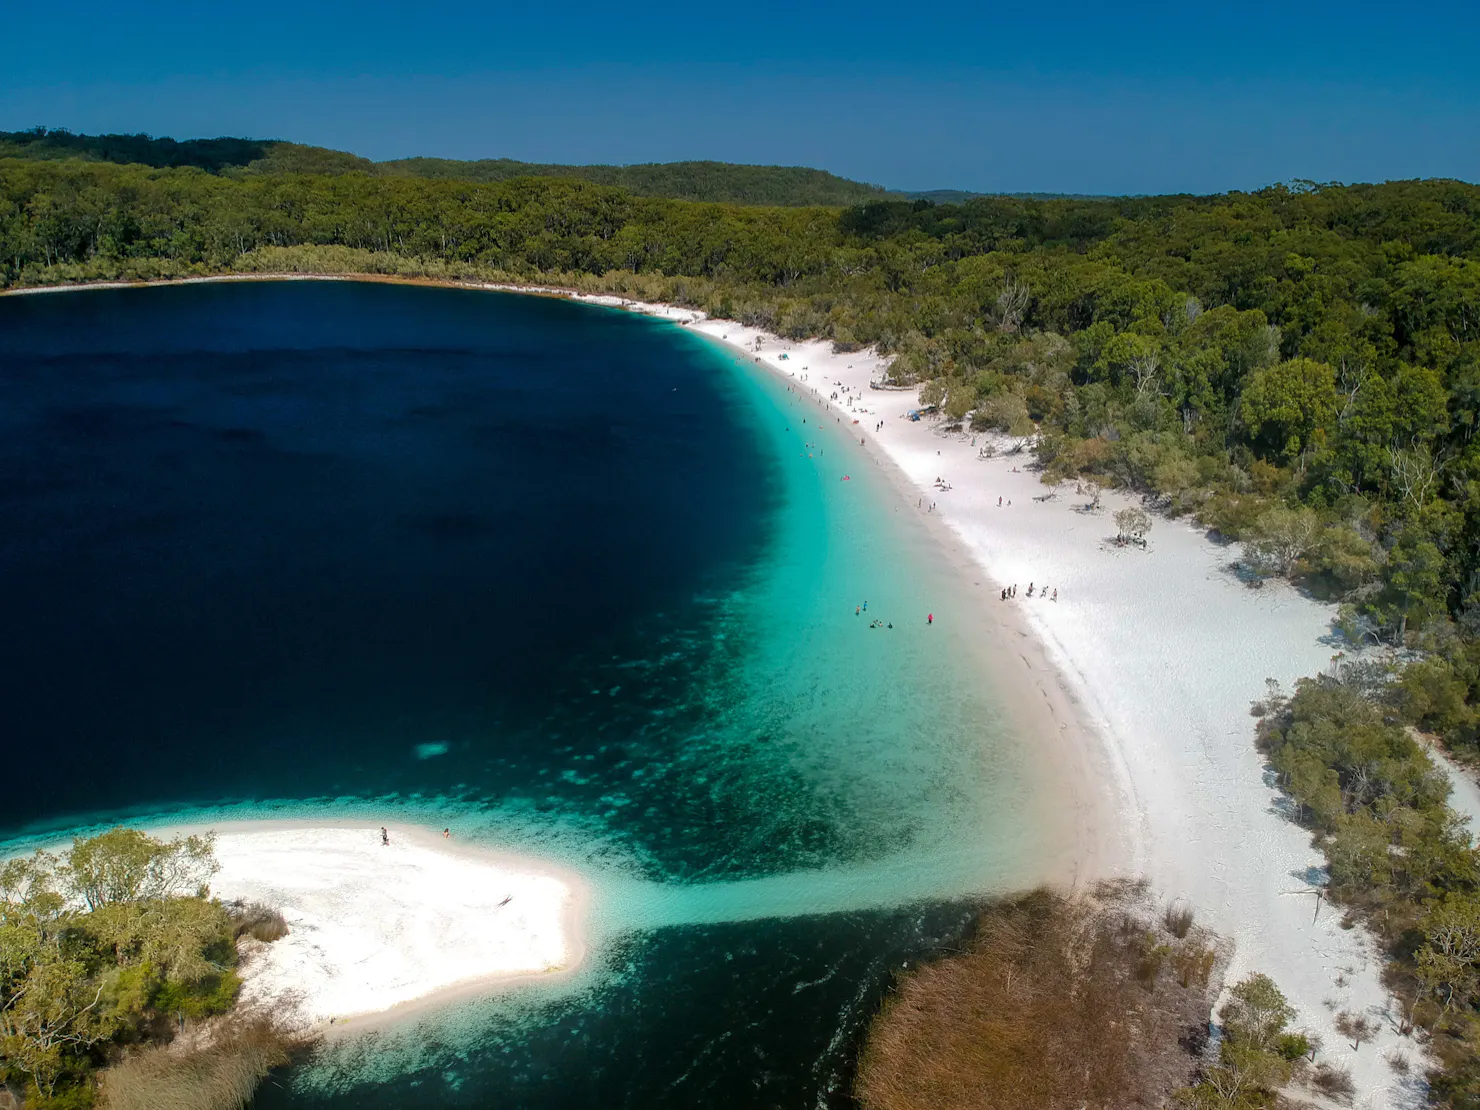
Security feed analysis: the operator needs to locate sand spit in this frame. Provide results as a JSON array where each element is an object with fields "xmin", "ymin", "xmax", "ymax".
[{"xmin": 154, "ymin": 821, "xmax": 587, "ymax": 1028}]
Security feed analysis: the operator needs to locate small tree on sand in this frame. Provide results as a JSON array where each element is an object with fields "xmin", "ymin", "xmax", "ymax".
[
  {"xmin": 1333, "ymin": 1010, "xmax": 1378, "ymax": 1052},
  {"xmin": 1114, "ymin": 507, "xmax": 1152, "ymax": 539}
]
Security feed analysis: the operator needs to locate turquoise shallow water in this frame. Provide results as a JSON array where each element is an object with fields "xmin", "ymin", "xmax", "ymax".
[{"xmin": 0, "ymin": 282, "xmax": 1050, "ymax": 1106}]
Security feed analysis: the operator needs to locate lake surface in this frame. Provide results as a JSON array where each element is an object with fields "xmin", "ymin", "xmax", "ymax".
[{"xmin": 0, "ymin": 280, "xmax": 1049, "ymax": 1106}]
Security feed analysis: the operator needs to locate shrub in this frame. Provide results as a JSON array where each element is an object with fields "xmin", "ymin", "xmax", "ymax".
[
  {"xmin": 1169, "ymin": 944, "xmax": 1217, "ymax": 990},
  {"xmin": 1114, "ymin": 507, "xmax": 1151, "ymax": 539},
  {"xmin": 97, "ymin": 1016, "xmax": 295, "ymax": 1110},
  {"xmin": 1274, "ymin": 1031, "xmax": 1311, "ymax": 1061},
  {"xmin": 1163, "ymin": 902, "xmax": 1195, "ymax": 939},
  {"xmin": 152, "ymin": 971, "xmax": 241, "ymax": 1020},
  {"xmin": 976, "ymin": 392, "xmax": 1034, "ymax": 436},
  {"xmin": 1397, "ymin": 656, "xmax": 1475, "ymax": 741},
  {"xmin": 1310, "ymin": 1061, "xmax": 1356, "ymax": 1100},
  {"xmin": 1300, "ymin": 521, "xmax": 1381, "ymax": 597},
  {"xmin": 224, "ymin": 901, "xmax": 289, "ymax": 943},
  {"xmin": 1199, "ymin": 491, "xmax": 1271, "ymax": 541}
]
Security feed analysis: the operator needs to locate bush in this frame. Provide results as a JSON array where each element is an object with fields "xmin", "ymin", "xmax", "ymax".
[
  {"xmin": 1274, "ymin": 1031, "xmax": 1311, "ymax": 1061},
  {"xmin": 1201, "ymin": 490, "xmax": 1292, "ymax": 543},
  {"xmin": 1310, "ymin": 1061, "xmax": 1356, "ymax": 1100},
  {"xmin": 97, "ymin": 1016, "xmax": 295, "ymax": 1110},
  {"xmin": 1163, "ymin": 902, "xmax": 1195, "ymax": 939},
  {"xmin": 1397, "ymin": 657, "xmax": 1476, "ymax": 742},
  {"xmin": 224, "ymin": 901, "xmax": 289, "ymax": 943},
  {"xmin": 152, "ymin": 971, "xmax": 241, "ymax": 1021},
  {"xmin": 1300, "ymin": 521, "xmax": 1381, "ymax": 597},
  {"xmin": 975, "ymin": 392, "xmax": 1034, "ymax": 436}
]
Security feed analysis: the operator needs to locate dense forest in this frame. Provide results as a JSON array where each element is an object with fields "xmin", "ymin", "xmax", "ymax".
[
  {"xmin": 0, "ymin": 129, "xmax": 891, "ymax": 206},
  {"xmin": 7, "ymin": 153, "xmax": 1480, "ymax": 1100}
]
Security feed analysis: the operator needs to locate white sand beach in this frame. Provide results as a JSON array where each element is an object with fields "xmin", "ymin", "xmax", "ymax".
[
  {"xmin": 545, "ymin": 291, "xmax": 1422, "ymax": 1105},
  {"xmin": 160, "ymin": 821, "xmax": 587, "ymax": 1028}
]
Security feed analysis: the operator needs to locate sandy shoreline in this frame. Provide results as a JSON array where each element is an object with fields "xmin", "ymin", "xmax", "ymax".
[
  {"xmin": 147, "ymin": 819, "xmax": 587, "ymax": 1031},
  {"xmin": 2, "ymin": 272, "xmax": 1421, "ymax": 1099},
  {"xmin": 669, "ymin": 318, "xmax": 1416, "ymax": 1103}
]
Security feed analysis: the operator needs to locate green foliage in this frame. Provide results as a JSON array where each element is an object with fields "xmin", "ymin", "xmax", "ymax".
[
  {"xmin": 1240, "ymin": 357, "xmax": 1339, "ymax": 461},
  {"xmin": 1173, "ymin": 973, "xmax": 1300, "ymax": 1109},
  {"xmin": 1258, "ymin": 674, "xmax": 1480, "ymax": 1100},
  {"xmin": 0, "ymin": 828, "xmax": 247, "ymax": 1102},
  {"xmin": 65, "ymin": 828, "xmax": 217, "ymax": 911},
  {"xmin": 1219, "ymin": 973, "xmax": 1296, "ymax": 1051}
]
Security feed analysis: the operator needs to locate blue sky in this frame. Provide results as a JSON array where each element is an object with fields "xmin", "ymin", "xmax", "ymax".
[{"xmin": 2, "ymin": 0, "xmax": 1476, "ymax": 194}]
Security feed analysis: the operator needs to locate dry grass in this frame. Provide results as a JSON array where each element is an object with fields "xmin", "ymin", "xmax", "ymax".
[
  {"xmin": 225, "ymin": 900, "xmax": 289, "ymax": 943},
  {"xmin": 1163, "ymin": 901, "xmax": 1196, "ymax": 939},
  {"xmin": 98, "ymin": 1015, "xmax": 296, "ymax": 1110},
  {"xmin": 856, "ymin": 883, "xmax": 1224, "ymax": 1110},
  {"xmin": 1384, "ymin": 1047, "xmax": 1412, "ymax": 1075},
  {"xmin": 1309, "ymin": 1061, "xmax": 1356, "ymax": 1101}
]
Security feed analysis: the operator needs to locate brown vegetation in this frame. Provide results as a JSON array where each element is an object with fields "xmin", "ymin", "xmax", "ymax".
[
  {"xmin": 225, "ymin": 900, "xmax": 290, "ymax": 943},
  {"xmin": 97, "ymin": 1015, "xmax": 298, "ymax": 1110},
  {"xmin": 855, "ymin": 882, "xmax": 1225, "ymax": 1110}
]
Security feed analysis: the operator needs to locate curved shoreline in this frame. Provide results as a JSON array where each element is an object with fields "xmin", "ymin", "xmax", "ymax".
[
  {"xmin": 669, "ymin": 319, "xmax": 1412, "ymax": 1100},
  {"xmin": 0, "ymin": 271, "xmax": 1129, "ymax": 892},
  {"xmin": 0, "ymin": 273, "xmax": 1413, "ymax": 1099}
]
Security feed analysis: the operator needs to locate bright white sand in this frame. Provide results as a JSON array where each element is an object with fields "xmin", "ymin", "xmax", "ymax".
[
  {"xmin": 544, "ymin": 292, "xmax": 1422, "ymax": 1106},
  {"xmin": 179, "ymin": 822, "xmax": 585, "ymax": 1026}
]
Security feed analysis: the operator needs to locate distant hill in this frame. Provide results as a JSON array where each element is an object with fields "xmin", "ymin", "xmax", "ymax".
[
  {"xmin": 1, "ymin": 127, "xmax": 1124, "ymax": 208},
  {"xmin": 904, "ymin": 189, "xmax": 1119, "ymax": 203},
  {"xmin": 375, "ymin": 157, "xmax": 889, "ymax": 206},
  {"xmin": 0, "ymin": 128, "xmax": 274, "ymax": 173},
  {"xmin": 0, "ymin": 128, "xmax": 890, "ymax": 207}
]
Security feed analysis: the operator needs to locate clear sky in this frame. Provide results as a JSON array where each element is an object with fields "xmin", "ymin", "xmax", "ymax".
[{"xmin": 2, "ymin": 0, "xmax": 1476, "ymax": 195}]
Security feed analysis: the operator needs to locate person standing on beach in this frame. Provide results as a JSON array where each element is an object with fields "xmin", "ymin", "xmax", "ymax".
[{"xmin": 381, "ymin": 827, "xmax": 389, "ymax": 847}]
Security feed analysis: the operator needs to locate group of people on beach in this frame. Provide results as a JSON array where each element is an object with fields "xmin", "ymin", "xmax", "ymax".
[
  {"xmin": 378, "ymin": 826, "xmax": 452, "ymax": 847},
  {"xmin": 855, "ymin": 600, "xmax": 933, "ymax": 626},
  {"xmin": 1000, "ymin": 582, "xmax": 1057, "ymax": 602}
]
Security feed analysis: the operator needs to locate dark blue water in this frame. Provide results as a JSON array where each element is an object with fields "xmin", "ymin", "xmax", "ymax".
[
  {"xmin": 0, "ymin": 281, "xmax": 1030, "ymax": 1107},
  {"xmin": 0, "ymin": 282, "xmax": 817, "ymax": 869}
]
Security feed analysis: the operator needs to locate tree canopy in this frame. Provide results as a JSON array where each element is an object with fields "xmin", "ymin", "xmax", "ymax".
[{"xmin": 1, "ymin": 829, "xmax": 240, "ymax": 1106}]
